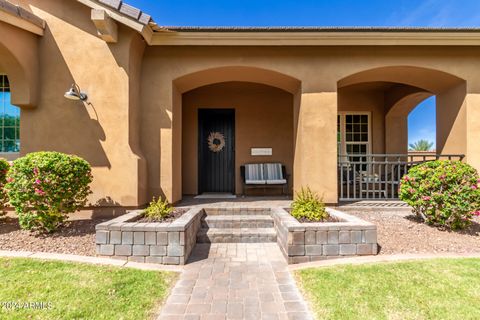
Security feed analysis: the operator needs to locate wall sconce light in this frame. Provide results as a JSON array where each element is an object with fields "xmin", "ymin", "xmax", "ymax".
[{"xmin": 64, "ymin": 83, "xmax": 88, "ymax": 101}]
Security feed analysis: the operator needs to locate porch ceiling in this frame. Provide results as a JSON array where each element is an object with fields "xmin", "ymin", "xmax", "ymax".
[{"xmin": 338, "ymin": 66, "xmax": 464, "ymax": 94}]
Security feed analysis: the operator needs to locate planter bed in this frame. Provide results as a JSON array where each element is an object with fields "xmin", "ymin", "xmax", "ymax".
[
  {"xmin": 0, "ymin": 217, "xmax": 104, "ymax": 256},
  {"xmin": 272, "ymin": 207, "xmax": 378, "ymax": 264},
  {"xmin": 95, "ymin": 208, "xmax": 203, "ymax": 265},
  {"xmin": 344, "ymin": 208, "xmax": 480, "ymax": 255}
]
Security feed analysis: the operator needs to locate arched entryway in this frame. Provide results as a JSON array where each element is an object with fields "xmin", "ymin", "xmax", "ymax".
[
  {"xmin": 0, "ymin": 23, "xmax": 40, "ymax": 108},
  {"xmin": 172, "ymin": 66, "xmax": 301, "ymax": 198},
  {"xmin": 337, "ymin": 66, "xmax": 466, "ymax": 200},
  {"xmin": 0, "ymin": 23, "xmax": 41, "ymax": 161}
]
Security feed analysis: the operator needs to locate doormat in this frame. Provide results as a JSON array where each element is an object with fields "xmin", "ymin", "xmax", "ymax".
[{"xmin": 194, "ymin": 193, "xmax": 237, "ymax": 199}]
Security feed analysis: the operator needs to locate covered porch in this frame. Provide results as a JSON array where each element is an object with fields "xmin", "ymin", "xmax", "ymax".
[
  {"xmin": 177, "ymin": 67, "xmax": 301, "ymax": 199},
  {"xmin": 337, "ymin": 66, "xmax": 467, "ymax": 200}
]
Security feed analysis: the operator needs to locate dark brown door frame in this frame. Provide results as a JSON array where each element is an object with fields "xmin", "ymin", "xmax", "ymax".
[{"xmin": 198, "ymin": 109, "xmax": 235, "ymax": 194}]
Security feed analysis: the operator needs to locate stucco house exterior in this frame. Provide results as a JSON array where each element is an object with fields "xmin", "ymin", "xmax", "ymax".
[{"xmin": 1, "ymin": 0, "xmax": 478, "ymax": 211}]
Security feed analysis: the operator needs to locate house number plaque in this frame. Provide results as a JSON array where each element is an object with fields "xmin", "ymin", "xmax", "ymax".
[{"xmin": 251, "ymin": 148, "xmax": 272, "ymax": 156}]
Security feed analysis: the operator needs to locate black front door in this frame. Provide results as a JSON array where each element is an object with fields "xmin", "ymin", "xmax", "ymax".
[{"xmin": 198, "ymin": 109, "xmax": 235, "ymax": 194}]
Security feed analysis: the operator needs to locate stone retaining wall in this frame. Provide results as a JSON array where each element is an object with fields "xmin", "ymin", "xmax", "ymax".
[
  {"xmin": 95, "ymin": 208, "xmax": 204, "ymax": 265},
  {"xmin": 272, "ymin": 207, "xmax": 378, "ymax": 264}
]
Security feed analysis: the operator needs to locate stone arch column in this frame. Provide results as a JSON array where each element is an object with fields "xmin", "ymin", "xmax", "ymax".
[{"xmin": 0, "ymin": 22, "xmax": 40, "ymax": 108}]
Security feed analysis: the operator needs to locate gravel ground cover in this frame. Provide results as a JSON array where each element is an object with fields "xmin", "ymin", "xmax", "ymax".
[
  {"xmin": 0, "ymin": 217, "xmax": 106, "ymax": 256},
  {"xmin": 342, "ymin": 207, "xmax": 480, "ymax": 254}
]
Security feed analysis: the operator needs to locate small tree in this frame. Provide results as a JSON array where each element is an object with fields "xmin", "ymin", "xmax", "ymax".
[
  {"xmin": 409, "ymin": 139, "xmax": 434, "ymax": 151},
  {"xmin": 5, "ymin": 152, "xmax": 93, "ymax": 233},
  {"xmin": 399, "ymin": 160, "xmax": 480, "ymax": 230}
]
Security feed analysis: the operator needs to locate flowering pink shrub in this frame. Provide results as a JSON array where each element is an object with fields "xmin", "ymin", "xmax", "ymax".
[
  {"xmin": 5, "ymin": 152, "xmax": 92, "ymax": 233},
  {"xmin": 399, "ymin": 160, "xmax": 480, "ymax": 230},
  {"xmin": 0, "ymin": 158, "xmax": 9, "ymax": 217}
]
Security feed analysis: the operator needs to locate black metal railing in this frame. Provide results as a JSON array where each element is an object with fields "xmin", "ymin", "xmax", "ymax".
[{"xmin": 338, "ymin": 154, "xmax": 465, "ymax": 200}]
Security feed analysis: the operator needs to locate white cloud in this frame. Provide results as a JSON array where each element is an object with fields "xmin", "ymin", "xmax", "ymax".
[{"xmin": 387, "ymin": 0, "xmax": 463, "ymax": 27}]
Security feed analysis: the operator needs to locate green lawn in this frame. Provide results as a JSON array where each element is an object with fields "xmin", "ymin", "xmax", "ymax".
[
  {"xmin": 0, "ymin": 258, "xmax": 177, "ymax": 320},
  {"xmin": 295, "ymin": 258, "xmax": 480, "ymax": 320}
]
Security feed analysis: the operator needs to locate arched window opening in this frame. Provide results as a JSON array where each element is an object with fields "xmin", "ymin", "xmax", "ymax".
[
  {"xmin": 408, "ymin": 96, "xmax": 436, "ymax": 152},
  {"xmin": 0, "ymin": 75, "xmax": 20, "ymax": 153}
]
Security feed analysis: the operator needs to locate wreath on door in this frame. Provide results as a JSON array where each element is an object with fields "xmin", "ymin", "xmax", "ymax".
[{"xmin": 207, "ymin": 132, "xmax": 225, "ymax": 152}]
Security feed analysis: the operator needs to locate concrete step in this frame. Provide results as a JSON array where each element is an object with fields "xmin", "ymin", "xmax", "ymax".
[
  {"xmin": 196, "ymin": 227, "xmax": 277, "ymax": 243},
  {"xmin": 203, "ymin": 208, "xmax": 271, "ymax": 216},
  {"xmin": 201, "ymin": 215, "xmax": 274, "ymax": 228}
]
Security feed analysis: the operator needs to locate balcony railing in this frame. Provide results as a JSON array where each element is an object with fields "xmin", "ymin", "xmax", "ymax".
[{"xmin": 338, "ymin": 153, "xmax": 465, "ymax": 200}]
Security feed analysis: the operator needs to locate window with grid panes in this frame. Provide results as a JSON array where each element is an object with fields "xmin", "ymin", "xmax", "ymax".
[
  {"xmin": 338, "ymin": 113, "xmax": 370, "ymax": 169},
  {"xmin": 0, "ymin": 75, "xmax": 20, "ymax": 152}
]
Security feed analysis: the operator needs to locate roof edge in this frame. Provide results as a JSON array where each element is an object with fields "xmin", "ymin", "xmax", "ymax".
[
  {"xmin": 150, "ymin": 29, "xmax": 480, "ymax": 46},
  {"xmin": 0, "ymin": 0, "xmax": 45, "ymax": 35},
  {"xmin": 158, "ymin": 26, "xmax": 480, "ymax": 33}
]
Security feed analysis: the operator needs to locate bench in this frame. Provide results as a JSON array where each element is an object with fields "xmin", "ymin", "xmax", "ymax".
[{"xmin": 240, "ymin": 163, "xmax": 289, "ymax": 195}]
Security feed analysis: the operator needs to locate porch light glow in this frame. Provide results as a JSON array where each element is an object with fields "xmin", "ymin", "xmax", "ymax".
[{"xmin": 64, "ymin": 83, "xmax": 87, "ymax": 101}]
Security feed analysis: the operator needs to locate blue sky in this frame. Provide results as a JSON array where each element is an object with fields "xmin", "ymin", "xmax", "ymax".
[{"xmin": 129, "ymin": 0, "xmax": 480, "ymax": 149}]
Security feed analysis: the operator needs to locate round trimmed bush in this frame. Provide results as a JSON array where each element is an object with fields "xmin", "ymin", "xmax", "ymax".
[
  {"xmin": 399, "ymin": 160, "xmax": 480, "ymax": 230},
  {"xmin": 0, "ymin": 158, "xmax": 10, "ymax": 217},
  {"xmin": 5, "ymin": 152, "xmax": 93, "ymax": 232}
]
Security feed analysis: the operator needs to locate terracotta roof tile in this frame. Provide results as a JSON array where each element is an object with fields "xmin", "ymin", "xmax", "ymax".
[
  {"xmin": 98, "ymin": 0, "xmax": 121, "ymax": 10},
  {"xmin": 118, "ymin": 2, "xmax": 141, "ymax": 20},
  {"xmin": 138, "ymin": 12, "xmax": 151, "ymax": 25},
  {"xmin": 93, "ymin": 0, "xmax": 152, "ymax": 25}
]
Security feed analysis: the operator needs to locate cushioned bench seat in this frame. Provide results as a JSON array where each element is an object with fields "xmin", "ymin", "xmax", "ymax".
[
  {"xmin": 241, "ymin": 163, "xmax": 288, "ymax": 195},
  {"xmin": 244, "ymin": 163, "xmax": 266, "ymax": 184}
]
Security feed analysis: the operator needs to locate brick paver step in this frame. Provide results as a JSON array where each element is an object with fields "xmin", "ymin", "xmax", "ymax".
[
  {"xmin": 202, "ymin": 215, "xmax": 274, "ymax": 228},
  {"xmin": 203, "ymin": 208, "xmax": 271, "ymax": 216},
  {"xmin": 196, "ymin": 227, "xmax": 277, "ymax": 243}
]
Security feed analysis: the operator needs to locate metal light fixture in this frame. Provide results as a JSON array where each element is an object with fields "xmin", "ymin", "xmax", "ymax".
[{"xmin": 64, "ymin": 83, "xmax": 87, "ymax": 101}]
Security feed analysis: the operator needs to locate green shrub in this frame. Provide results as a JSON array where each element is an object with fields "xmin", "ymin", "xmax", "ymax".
[
  {"xmin": 5, "ymin": 152, "xmax": 93, "ymax": 233},
  {"xmin": 399, "ymin": 160, "xmax": 480, "ymax": 230},
  {"xmin": 0, "ymin": 158, "xmax": 9, "ymax": 217},
  {"xmin": 143, "ymin": 197, "xmax": 173, "ymax": 221},
  {"xmin": 291, "ymin": 187, "xmax": 328, "ymax": 221}
]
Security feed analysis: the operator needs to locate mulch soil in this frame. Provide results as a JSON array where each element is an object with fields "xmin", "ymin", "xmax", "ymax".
[
  {"xmin": 135, "ymin": 208, "xmax": 188, "ymax": 223},
  {"xmin": 285, "ymin": 208, "xmax": 339, "ymax": 223}
]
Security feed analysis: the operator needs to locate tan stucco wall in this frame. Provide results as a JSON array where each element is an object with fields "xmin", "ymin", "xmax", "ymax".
[
  {"xmin": 338, "ymin": 85, "xmax": 385, "ymax": 154},
  {"xmin": 294, "ymin": 92, "xmax": 337, "ymax": 202},
  {"xmin": 4, "ymin": 1, "xmax": 480, "ymax": 205},
  {"xmin": 181, "ymin": 81, "xmax": 294, "ymax": 195},
  {"xmin": 2, "ymin": 0, "xmax": 148, "ymax": 208}
]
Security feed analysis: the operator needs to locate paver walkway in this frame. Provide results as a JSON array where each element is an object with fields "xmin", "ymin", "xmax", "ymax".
[{"xmin": 157, "ymin": 243, "xmax": 313, "ymax": 320}]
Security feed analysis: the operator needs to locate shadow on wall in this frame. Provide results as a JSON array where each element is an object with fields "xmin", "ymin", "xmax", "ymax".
[
  {"xmin": 90, "ymin": 197, "xmax": 135, "ymax": 219},
  {"xmin": 20, "ymin": 21, "xmax": 110, "ymax": 168}
]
